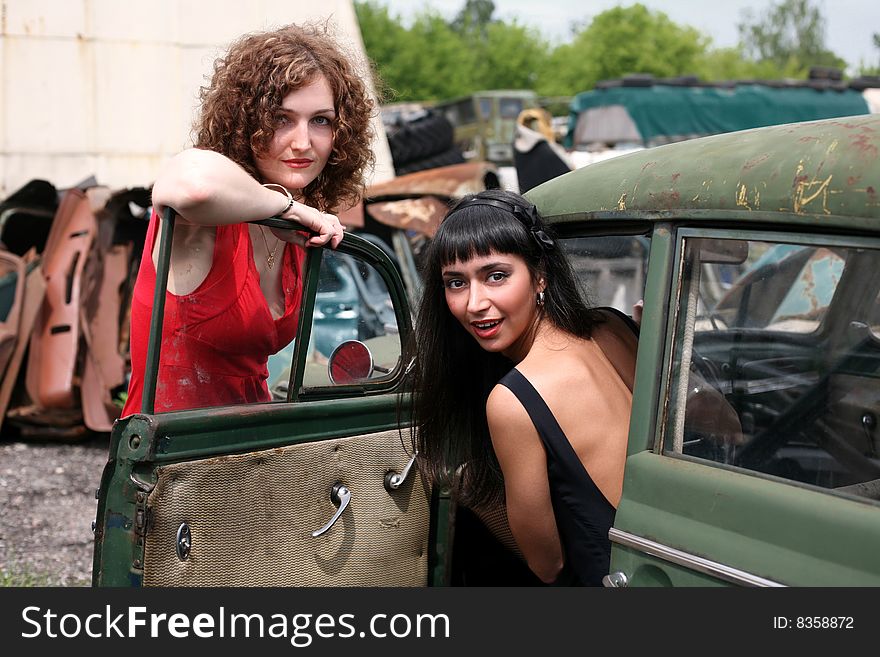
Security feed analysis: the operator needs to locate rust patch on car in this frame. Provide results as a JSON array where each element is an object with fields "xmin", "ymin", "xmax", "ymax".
[
  {"xmin": 851, "ymin": 131, "xmax": 879, "ymax": 159},
  {"xmin": 649, "ymin": 190, "xmax": 680, "ymax": 208},
  {"xmin": 742, "ymin": 153, "xmax": 770, "ymax": 170}
]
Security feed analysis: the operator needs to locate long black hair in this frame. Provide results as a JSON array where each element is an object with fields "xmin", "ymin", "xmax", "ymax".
[{"xmin": 408, "ymin": 189, "xmax": 602, "ymax": 508}]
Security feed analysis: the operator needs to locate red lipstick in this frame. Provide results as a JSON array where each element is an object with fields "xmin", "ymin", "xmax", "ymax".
[
  {"xmin": 283, "ymin": 158, "xmax": 313, "ymax": 168},
  {"xmin": 471, "ymin": 319, "xmax": 503, "ymax": 339}
]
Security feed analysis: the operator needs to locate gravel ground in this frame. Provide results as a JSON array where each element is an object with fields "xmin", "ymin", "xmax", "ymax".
[{"xmin": 0, "ymin": 433, "xmax": 110, "ymax": 586}]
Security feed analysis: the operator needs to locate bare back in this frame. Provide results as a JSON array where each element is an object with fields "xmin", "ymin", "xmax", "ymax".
[{"xmin": 513, "ymin": 311, "xmax": 637, "ymax": 507}]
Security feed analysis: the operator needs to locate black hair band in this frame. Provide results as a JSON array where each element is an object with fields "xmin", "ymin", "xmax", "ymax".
[{"xmin": 445, "ymin": 197, "xmax": 555, "ymax": 251}]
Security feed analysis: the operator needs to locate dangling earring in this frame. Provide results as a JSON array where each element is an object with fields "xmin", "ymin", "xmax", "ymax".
[{"xmin": 537, "ymin": 290, "xmax": 546, "ymax": 307}]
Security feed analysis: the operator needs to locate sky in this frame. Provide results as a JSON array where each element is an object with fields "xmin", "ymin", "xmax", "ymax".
[{"xmin": 379, "ymin": 0, "xmax": 879, "ymax": 73}]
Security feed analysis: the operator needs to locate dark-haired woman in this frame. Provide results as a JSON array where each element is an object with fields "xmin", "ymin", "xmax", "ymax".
[
  {"xmin": 123, "ymin": 23, "xmax": 375, "ymax": 415},
  {"xmin": 410, "ymin": 190, "xmax": 637, "ymax": 586}
]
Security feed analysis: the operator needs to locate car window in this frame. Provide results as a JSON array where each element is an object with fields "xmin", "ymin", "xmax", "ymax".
[
  {"xmin": 473, "ymin": 98, "xmax": 489, "ymax": 121},
  {"xmin": 498, "ymin": 98, "xmax": 523, "ymax": 119},
  {"xmin": 281, "ymin": 250, "xmax": 401, "ymax": 392},
  {"xmin": 709, "ymin": 243, "xmax": 844, "ymax": 333},
  {"xmin": 664, "ymin": 235, "xmax": 880, "ymax": 502},
  {"xmin": 561, "ymin": 234, "xmax": 650, "ymax": 312}
]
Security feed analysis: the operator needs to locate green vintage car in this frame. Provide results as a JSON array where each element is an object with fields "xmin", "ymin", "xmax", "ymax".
[{"xmin": 93, "ymin": 114, "xmax": 880, "ymax": 587}]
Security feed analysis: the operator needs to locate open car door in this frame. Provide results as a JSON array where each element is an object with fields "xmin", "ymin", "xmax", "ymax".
[{"xmin": 92, "ymin": 212, "xmax": 442, "ymax": 587}]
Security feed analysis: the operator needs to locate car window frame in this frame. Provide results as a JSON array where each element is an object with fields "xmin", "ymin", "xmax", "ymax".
[
  {"xmin": 289, "ymin": 232, "xmax": 412, "ymax": 403},
  {"xmin": 558, "ymin": 228, "xmax": 652, "ymax": 314},
  {"xmin": 141, "ymin": 210, "xmax": 412, "ymax": 413},
  {"xmin": 657, "ymin": 225, "xmax": 880, "ymax": 505}
]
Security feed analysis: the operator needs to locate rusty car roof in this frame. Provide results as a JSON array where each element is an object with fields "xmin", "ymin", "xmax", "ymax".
[{"xmin": 527, "ymin": 114, "xmax": 880, "ymax": 230}]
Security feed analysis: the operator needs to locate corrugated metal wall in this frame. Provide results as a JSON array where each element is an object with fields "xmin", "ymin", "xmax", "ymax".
[{"xmin": 0, "ymin": 0, "xmax": 393, "ymax": 197}]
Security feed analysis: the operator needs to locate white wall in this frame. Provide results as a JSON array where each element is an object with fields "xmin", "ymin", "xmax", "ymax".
[{"xmin": 0, "ymin": 0, "xmax": 394, "ymax": 197}]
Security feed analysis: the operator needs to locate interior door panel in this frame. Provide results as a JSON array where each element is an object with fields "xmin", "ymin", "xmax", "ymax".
[{"xmin": 143, "ymin": 428, "xmax": 430, "ymax": 587}]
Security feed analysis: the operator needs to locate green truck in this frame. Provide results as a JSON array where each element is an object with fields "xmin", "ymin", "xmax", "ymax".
[
  {"xmin": 93, "ymin": 114, "xmax": 880, "ymax": 586},
  {"xmin": 434, "ymin": 90, "xmax": 539, "ymax": 166}
]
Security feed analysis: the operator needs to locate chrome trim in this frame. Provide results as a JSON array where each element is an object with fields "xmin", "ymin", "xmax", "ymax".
[
  {"xmin": 128, "ymin": 472, "xmax": 156, "ymax": 493},
  {"xmin": 609, "ymin": 527, "xmax": 786, "ymax": 587},
  {"xmin": 176, "ymin": 523, "xmax": 192, "ymax": 561},
  {"xmin": 311, "ymin": 483, "xmax": 351, "ymax": 538},
  {"xmin": 384, "ymin": 451, "xmax": 418, "ymax": 492},
  {"xmin": 602, "ymin": 571, "xmax": 629, "ymax": 588}
]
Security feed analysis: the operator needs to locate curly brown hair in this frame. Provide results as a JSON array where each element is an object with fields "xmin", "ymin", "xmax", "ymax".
[{"xmin": 194, "ymin": 22, "xmax": 375, "ymax": 211}]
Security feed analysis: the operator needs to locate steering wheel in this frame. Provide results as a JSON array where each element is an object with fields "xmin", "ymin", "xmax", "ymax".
[{"xmin": 734, "ymin": 336, "xmax": 880, "ymax": 480}]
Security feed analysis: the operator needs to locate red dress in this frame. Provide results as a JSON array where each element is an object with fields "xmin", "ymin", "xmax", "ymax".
[{"xmin": 122, "ymin": 212, "xmax": 305, "ymax": 415}]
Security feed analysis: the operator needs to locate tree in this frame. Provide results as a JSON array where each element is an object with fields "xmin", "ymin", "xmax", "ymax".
[
  {"xmin": 395, "ymin": 12, "xmax": 477, "ymax": 100},
  {"xmin": 537, "ymin": 4, "xmax": 707, "ymax": 96},
  {"xmin": 481, "ymin": 21, "xmax": 549, "ymax": 90},
  {"xmin": 354, "ymin": 1, "xmax": 409, "ymax": 100},
  {"xmin": 355, "ymin": 2, "xmax": 474, "ymax": 101},
  {"xmin": 693, "ymin": 46, "xmax": 801, "ymax": 81},
  {"xmin": 859, "ymin": 33, "xmax": 880, "ymax": 75},
  {"xmin": 356, "ymin": 0, "xmax": 546, "ymax": 101},
  {"xmin": 358, "ymin": 1, "xmax": 818, "ymax": 103},
  {"xmin": 737, "ymin": 0, "xmax": 846, "ymax": 74},
  {"xmin": 451, "ymin": 0, "xmax": 495, "ymax": 35}
]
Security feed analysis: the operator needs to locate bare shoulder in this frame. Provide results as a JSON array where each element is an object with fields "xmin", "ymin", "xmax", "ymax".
[
  {"xmin": 486, "ymin": 383, "xmax": 545, "ymax": 465},
  {"xmin": 592, "ymin": 309, "xmax": 638, "ymax": 347},
  {"xmin": 591, "ymin": 310, "xmax": 638, "ymax": 391},
  {"xmin": 486, "ymin": 383, "xmax": 530, "ymax": 433}
]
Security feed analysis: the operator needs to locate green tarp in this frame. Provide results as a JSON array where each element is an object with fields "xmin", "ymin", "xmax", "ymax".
[{"xmin": 566, "ymin": 84, "xmax": 870, "ymax": 148}]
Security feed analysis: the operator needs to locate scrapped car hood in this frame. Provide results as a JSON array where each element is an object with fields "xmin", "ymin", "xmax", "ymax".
[{"xmin": 338, "ymin": 161, "xmax": 499, "ymax": 237}]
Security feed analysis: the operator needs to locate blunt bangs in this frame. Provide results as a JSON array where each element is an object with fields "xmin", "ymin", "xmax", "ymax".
[{"xmin": 434, "ymin": 206, "xmax": 534, "ymax": 268}]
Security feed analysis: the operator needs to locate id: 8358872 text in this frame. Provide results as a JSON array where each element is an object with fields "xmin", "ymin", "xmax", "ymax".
[{"xmin": 773, "ymin": 617, "xmax": 853, "ymax": 629}]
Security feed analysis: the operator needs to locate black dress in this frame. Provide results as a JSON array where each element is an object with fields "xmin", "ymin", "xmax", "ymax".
[{"xmin": 497, "ymin": 367, "xmax": 617, "ymax": 586}]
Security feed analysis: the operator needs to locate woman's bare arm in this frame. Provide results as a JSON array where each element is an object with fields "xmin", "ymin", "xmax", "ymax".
[
  {"xmin": 151, "ymin": 148, "xmax": 342, "ymax": 248},
  {"xmin": 486, "ymin": 384, "xmax": 564, "ymax": 583}
]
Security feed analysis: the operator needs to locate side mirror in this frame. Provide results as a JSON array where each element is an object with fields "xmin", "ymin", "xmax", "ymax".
[{"xmin": 328, "ymin": 340, "xmax": 374, "ymax": 384}]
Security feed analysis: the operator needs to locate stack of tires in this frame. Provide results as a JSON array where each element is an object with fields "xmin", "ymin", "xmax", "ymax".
[{"xmin": 385, "ymin": 108, "xmax": 466, "ymax": 176}]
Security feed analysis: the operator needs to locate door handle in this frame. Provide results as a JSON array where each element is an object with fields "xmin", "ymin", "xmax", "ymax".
[
  {"xmin": 602, "ymin": 571, "xmax": 629, "ymax": 588},
  {"xmin": 311, "ymin": 482, "xmax": 351, "ymax": 537},
  {"xmin": 384, "ymin": 452, "xmax": 418, "ymax": 492}
]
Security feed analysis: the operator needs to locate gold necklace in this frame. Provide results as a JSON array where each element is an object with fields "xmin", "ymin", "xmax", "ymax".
[{"xmin": 258, "ymin": 225, "xmax": 281, "ymax": 270}]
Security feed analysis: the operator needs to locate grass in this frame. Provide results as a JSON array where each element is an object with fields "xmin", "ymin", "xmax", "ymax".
[
  {"xmin": 0, "ymin": 566, "xmax": 90, "ymax": 587},
  {"xmin": 0, "ymin": 567, "xmax": 56, "ymax": 587}
]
